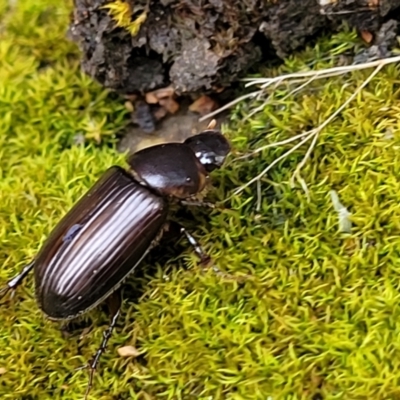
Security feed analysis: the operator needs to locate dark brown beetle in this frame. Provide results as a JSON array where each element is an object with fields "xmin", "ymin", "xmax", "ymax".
[{"xmin": 0, "ymin": 128, "xmax": 230, "ymax": 399}]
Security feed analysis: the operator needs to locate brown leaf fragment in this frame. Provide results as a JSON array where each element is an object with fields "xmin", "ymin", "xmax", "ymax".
[
  {"xmin": 159, "ymin": 97, "xmax": 180, "ymax": 114},
  {"xmin": 207, "ymin": 119, "xmax": 217, "ymax": 129},
  {"xmin": 145, "ymin": 92, "xmax": 159, "ymax": 104},
  {"xmin": 212, "ymin": 86, "xmax": 225, "ymax": 93},
  {"xmin": 189, "ymin": 95, "xmax": 218, "ymax": 115},
  {"xmin": 145, "ymin": 86, "xmax": 175, "ymax": 104},
  {"xmin": 360, "ymin": 30, "xmax": 374, "ymax": 44},
  {"xmin": 153, "ymin": 106, "xmax": 168, "ymax": 121},
  {"xmin": 124, "ymin": 94, "xmax": 138, "ymax": 102},
  {"xmin": 117, "ymin": 345, "xmax": 141, "ymax": 358}
]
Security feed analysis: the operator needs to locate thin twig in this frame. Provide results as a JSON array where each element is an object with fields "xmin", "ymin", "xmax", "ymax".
[
  {"xmin": 256, "ymin": 179, "xmax": 262, "ymax": 212},
  {"xmin": 290, "ymin": 130, "xmax": 319, "ymax": 195},
  {"xmin": 244, "ymin": 55, "xmax": 400, "ymax": 88},
  {"xmin": 200, "ymin": 55, "xmax": 400, "ymax": 122},
  {"xmin": 290, "ymin": 63, "xmax": 383, "ymax": 188},
  {"xmin": 295, "ymin": 174, "xmax": 310, "ymax": 201},
  {"xmin": 320, "ymin": 7, "xmax": 375, "ymax": 16},
  {"xmin": 243, "ymin": 71, "xmax": 347, "ymax": 123},
  {"xmin": 198, "ymin": 90, "xmax": 262, "ymax": 122},
  {"xmin": 232, "ymin": 62, "xmax": 384, "ymax": 198},
  {"xmin": 256, "ymin": 68, "xmax": 366, "ymax": 89},
  {"xmin": 232, "ymin": 132, "xmax": 316, "ymax": 197},
  {"xmin": 279, "ymin": 74, "xmax": 317, "ymax": 103},
  {"xmin": 242, "ymin": 77, "xmax": 286, "ymax": 122},
  {"xmin": 235, "ymin": 129, "xmax": 313, "ymax": 160}
]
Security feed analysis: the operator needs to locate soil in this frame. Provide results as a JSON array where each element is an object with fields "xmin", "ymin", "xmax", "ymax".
[{"xmin": 117, "ymin": 98, "xmax": 229, "ymax": 154}]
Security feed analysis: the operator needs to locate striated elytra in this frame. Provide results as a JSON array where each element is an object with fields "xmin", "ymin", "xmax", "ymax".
[
  {"xmin": 0, "ymin": 128, "xmax": 231, "ymax": 399},
  {"xmin": 34, "ymin": 166, "xmax": 168, "ymax": 320}
]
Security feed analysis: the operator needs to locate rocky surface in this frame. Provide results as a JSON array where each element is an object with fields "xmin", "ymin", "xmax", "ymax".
[{"xmin": 68, "ymin": 0, "xmax": 400, "ymax": 97}]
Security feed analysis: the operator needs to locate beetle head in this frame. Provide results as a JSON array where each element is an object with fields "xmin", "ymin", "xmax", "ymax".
[{"xmin": 184, "ymin": 130, "xmax": 231, "ymax": 172}]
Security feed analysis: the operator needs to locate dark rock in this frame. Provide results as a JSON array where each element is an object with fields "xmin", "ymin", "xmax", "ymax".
[
  {"xmin": 322, "ymin": 0, "xmax": 381, "ymax": 32},
  {"xmin": 131, "ymin": 100, "xmax": 157, "ymax": 133},
  {"xmin": 259, "ymin": 0, "xmax": 326, "ymax": 59},
  {"xmin": 169, "ymin": 38, "xmax": 221, "ymax": 94},
  {"xmin": 354, "ymin": 19, "xmax": 399, "ymax": 63},
  {"xmin": 68, "ymin": 0, "xmax": 400, "ymax": 97}
]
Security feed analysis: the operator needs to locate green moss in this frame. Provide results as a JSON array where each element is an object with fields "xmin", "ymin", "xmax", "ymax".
[
  {"xmin": 0, "ymin": 1, "xmax": 128, "ymax": 397},
  {"xmin": 2, "ymin": 1, "xmax": 400, "ymax": 399},
  {"xmin": 102, "ymin": 0, "xmax": 148, "ymax": 37}
]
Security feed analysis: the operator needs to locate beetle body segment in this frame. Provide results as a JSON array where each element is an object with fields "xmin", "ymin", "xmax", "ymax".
[
  {"xmin": 128, "ymin": 143, "xmax": 208, "ymax": 199},
  {"xmin": 184, "ymin": 130, "xmax": 232, "ymax": 172},
  {"xmin": 34, "ymin": 166, "xmax": 168, "ymax": 320}
]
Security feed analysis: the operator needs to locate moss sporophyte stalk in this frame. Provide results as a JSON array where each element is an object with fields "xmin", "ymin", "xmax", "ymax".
[{"xmin": 2, "ymin": 0, "xmax": 400, "ymax": 399}]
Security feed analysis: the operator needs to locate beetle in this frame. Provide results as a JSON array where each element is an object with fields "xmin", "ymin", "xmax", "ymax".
[{"xmin": 0, "ymin": 127, "xmax": 231, "ymax": 399}]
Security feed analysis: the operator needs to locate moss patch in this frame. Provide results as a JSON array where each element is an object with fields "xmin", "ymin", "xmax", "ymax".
[
  {"xmin": 0, "ymin": 0, "xmax": 128, "ymax": 398},
  {"xmin": 2, "ymin": 1, "xmax": 400, "ymax": 400},
  {"xmin": 102, "ymin": 0, "xmax": 148, "ymax": 37}
]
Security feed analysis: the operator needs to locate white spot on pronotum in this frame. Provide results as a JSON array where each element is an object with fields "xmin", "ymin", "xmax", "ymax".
[
  {"xmin": 330, "ymin": 190, "xmax": 352, "ymax": 233},
  {"xmin": 78, "ymin": 296, "xmax": 82, "ymax": 300},
  {"xmin": 93, "ymin": 270, "xmax": 97, "ymax": 274}
]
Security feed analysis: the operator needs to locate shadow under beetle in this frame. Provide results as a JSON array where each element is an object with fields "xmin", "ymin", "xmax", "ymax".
[{"xmin": 0, "ymin": 127, "xmax": 231, "ymax": 399}]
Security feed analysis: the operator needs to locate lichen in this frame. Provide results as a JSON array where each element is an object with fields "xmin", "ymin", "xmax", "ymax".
[{"xmin": 2, "ymin": 0, "xmax": 400, "ymax": 400}]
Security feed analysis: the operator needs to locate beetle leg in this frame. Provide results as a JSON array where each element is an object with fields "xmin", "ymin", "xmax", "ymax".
[
  {"xmin": 0, "ymin": 261, "xmax": 35, "ymax": 300},
  {"xmin": 180, "ymin": 200, "xmax": 216, "ymax": 209},
  {"xmin": 180, "ymin": 227, "xmax": 249, "ymax": 281},
  {"xmin": 84, "ymin": 290, "xmax": 121, "ymax": 400},
  {"xmin": 180, "ymin": 226, "xmax": 212, "ymax": 266}
]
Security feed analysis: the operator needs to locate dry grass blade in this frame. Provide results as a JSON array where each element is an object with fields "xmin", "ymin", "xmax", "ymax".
[
  {"xmin": 232, "ymin": 132, "xmax": 316, "ymax": 197},
  {"xmin": 232, "ymin": 62, "xmax": 385, "ymax": 198},
  {"xmin": 200, "ymin": 55, "xmax": 400, "ymax": 122},
  {"xmin": 242, "ymin": 78, "xmax": 285, "ymax": 122},
  {"xmin": 243, "ymin": 55, "xmax": 400, "ymax": 88},
  {"xmin": 289, "ymin": 63, "xmax": 383, "ymax": 189},
  {"xmin": 198, "ymin": 91, "xmax": 262, "ymax": 122},
  {"xmin": 236, "ymin": 130, "xmax": 313, "ymax": 161}
]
